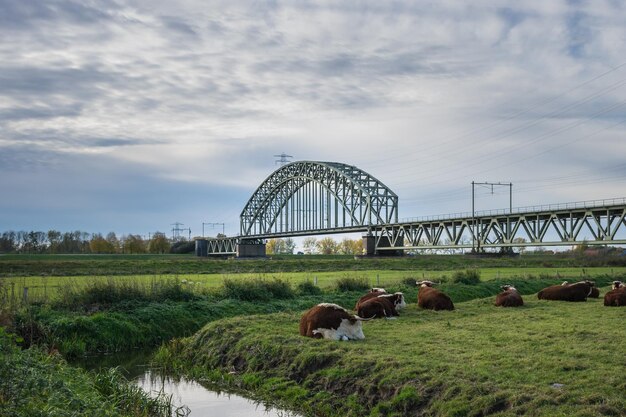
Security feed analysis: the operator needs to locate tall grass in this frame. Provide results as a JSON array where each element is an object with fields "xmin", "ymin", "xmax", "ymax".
[
  {"xmin": 333, "ymin": 276, "xmax": 370, "ymax": 291},
  {"xmin": 221, "ymin": 277, "xmax": 294, "ymax": 301},
  {"xmin": 0, "ymin": 327, "xmax": 186, "ymax": 417},
  {"xmin": 56, "ymin": 277, "xmax": 199, "ymax": 307}
]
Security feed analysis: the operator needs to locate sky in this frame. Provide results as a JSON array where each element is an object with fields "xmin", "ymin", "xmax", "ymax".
[{"xmin": 1, "ymin": 0, "xmax": 626, "ymax": 241}]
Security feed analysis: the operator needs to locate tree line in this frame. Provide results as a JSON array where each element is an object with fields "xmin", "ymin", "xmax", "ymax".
[
  {"xmin": 266, "ymin": 237, "xmax": 364, "ymax": 255},
  {"xmin": 0, "ymin": 230, "xmax": 193, "ymax": 254}
]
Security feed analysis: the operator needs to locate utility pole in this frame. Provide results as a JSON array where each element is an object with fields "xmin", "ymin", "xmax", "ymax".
[
  {"xmin": 471, "ymin": 181, "xmax": 513, "ymax": 253},
  {"xmin": 202, "ymin": 222, "xmax": 225, "ymax": 237},
  {"xmin": 171, "ymin": 222, "xmax": 184, "ymax": 241},
  {"xmin": 274, "ymin": 153, "xmax": 293, "ymax": 166}
]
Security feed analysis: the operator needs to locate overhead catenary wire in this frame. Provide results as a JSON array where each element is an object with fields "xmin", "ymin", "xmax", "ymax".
[{"xmin": 359, "ymin": 62, "xmax": 626, "ymax": 169}]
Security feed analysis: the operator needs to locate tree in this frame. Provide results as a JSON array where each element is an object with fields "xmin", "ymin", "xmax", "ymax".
[
  {"xmin": 106, "ymin": 232, "xmax": 120, "ymax": 253},
  {"xmin": 512, "ymin": 237, "xmax": 527, "ymax": 254},
  {"xmin": 123, "ymin": 234, "xmax": 147, "ymax": 254},
  {"xmin": 148, "ymin": 232, "xmax": 170, "ymax": 254},
  {"xmin": 47, "ymin": 230, "xmax": 61, "ymax": 253},
  {"xmin": 266, "ymin": 238, "xmax": 284, "ymax": 255},
  {"xmin": 90, "ymin": 233, "xmax": 115, "ymax": 253},
  {"xmin": 302, "ymin": 237, "xmax": 317, "ymax": 255},
  {"xmin": 316, "ymin": 237, "xmax": 338, "ymax": 255},
  {"xmin": 339, "ymin": 238, "xmax": 362, "ymax": 255},
  {"xmin": 0, "ymin": 231, "xmax": 16, "ymax": 253},
  {"xmin": 283, "ymin": 238, "xmax": 296, "ymax": 254}
]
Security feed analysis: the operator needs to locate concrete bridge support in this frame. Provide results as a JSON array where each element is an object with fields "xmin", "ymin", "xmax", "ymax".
[
  {"xmin": 363, "ymin": 234, "xmax": 404, "ymax": 256},
  {"xmin": 237, "ymin": 239, "xmax": 266, "ymax": 258}
]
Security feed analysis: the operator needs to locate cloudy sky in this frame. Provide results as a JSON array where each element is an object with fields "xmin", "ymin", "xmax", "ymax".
[{"xmin": 1, "ymin": 0, "xmax": 625, "ymax": 239}]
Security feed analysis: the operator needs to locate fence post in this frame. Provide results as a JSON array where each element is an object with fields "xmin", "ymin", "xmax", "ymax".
[
  {"xmin": 377, "ymin": 274, "xmax": 380, "ymax": 286},
  {"xmin": 314, "ymin": 276, "xmax": 318, "ymax": 286},
  {"xmin": 22, "ymin": 287, "xmax": 28, "ymax": 305},
  {"xmin": 11, "ymin": 283, "xmax": 15, "ymax": 308}
]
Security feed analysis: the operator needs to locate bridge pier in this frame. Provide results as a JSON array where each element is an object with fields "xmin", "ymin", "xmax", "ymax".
[
  {"xmin": 237, "ymin": 239, "xmax": 266, "ymax": 258},
  {"xmin": 195, "ymin": 239, "xmax": 208, "ymax": 256},
  {"xmin": 363, "ymin": 235, "xmax": 404, "ymax": 256}
]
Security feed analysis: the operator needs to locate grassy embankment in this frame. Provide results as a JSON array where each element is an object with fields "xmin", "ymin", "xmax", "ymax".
[
  {"xmin": 3, "ymin": 268, "xmax": 621, "ymax": 358},
  {"xmin": 2, "ymin": 253, "xmax": 625, "ymax": 277},
  {"xmin": 4, "ymin": 266, "xmax": 624, "ymax": 302},
  {"xmin": 155, "ymin": 289, "xmax": 626, "ymax": 417},
  {"xmin": 0, "ymin": 328, "xmax": 183, "ymax": 417}
]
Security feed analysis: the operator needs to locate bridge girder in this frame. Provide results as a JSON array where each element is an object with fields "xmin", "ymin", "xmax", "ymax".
[
  {"xmin": 240, "ymin": 161, "xmax": 398, "ymax": 237},
  {"xmin": 374, "ymin": 203, "xmax": 626, "ymax": 251}
]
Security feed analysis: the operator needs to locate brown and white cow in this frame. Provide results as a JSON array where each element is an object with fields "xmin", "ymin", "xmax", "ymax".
[
  {"xmin": 299, "ymin": 303, "xmax": 370, "ymax": 340},
  {"xmin": 357, "ymin": 297, "xmax": 397, "ymax": 319},
  {"xmin": 495, "ymin": 285, "xmax": 524, "ymax": 307},
  {"xmin": 354, "ymin": 288, "xmax": 387, "ymax": 310},
  {"xmin": 604, "ymin": 281, "xmax": 626, "ymax": 307},
  {"xmin": 563, "ymin": 280, "xmax": 600, "ymax": 297},
  {"xmin": 357, "ymin": 292, "xmax": 407, "ymax": 319},
  {"xmin": 416, "ymin": 281, "xmax": 454, "ymax": 311},
  {"xmin": 537, "ymin": 280, "xmax": 595, "ymax": 302}
]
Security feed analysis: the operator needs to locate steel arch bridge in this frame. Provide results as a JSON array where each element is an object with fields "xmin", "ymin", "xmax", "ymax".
[
  {"xmin": 240, "ymin": 161, "xmax": 398, "ymax": 237},
  {"xmin": 196, "ymin": 160, "xmax": 626, "ymax": 256}
]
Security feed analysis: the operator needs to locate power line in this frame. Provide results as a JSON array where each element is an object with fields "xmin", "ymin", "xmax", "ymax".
[
  {"xmin": 274, "ymin": 153, "xmax": 293, "ymax": 166},
  {"xmin": 360, "ymin": 62, "xmax": 626, "ymax": 169}
]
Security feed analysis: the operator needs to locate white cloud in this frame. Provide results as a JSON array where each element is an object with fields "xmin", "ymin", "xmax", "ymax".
[{"xmin": 1, "ymin": 0, "xmax": 625, "ymax": 234}]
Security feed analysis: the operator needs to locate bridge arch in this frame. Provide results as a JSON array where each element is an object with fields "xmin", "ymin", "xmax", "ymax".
[{"xmin": 240, "ymin": 161, "xmax": 398, "ymax": 237}]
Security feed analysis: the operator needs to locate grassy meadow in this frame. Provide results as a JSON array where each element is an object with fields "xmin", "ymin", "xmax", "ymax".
[
  {"xmin": 156, "ymin": 290, "xmax": 626, "ymax": 417},
  {"xmin": 3, "ymin": 267, "xmax": 625, "ymax": 304},
  {"xmin": 2, "ymin": 253, "xmax": 626, "ymax": 416}
]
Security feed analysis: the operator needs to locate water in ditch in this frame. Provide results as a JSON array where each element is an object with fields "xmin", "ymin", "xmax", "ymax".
[{"xmin": 75, "ymin": 350, "xmax": 302, "ymax": 417}]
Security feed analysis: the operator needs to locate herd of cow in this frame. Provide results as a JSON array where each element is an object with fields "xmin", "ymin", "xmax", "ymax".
[{"xmin": 299, "ymin": 279, "xmax": 626, "ymax": 341}]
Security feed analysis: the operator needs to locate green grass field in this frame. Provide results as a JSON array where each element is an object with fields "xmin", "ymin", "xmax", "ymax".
[
  {"xmin": 3, "ymin": 266, "xmax": 624, "ymax": 304},
  {"xmin": 159, "ymin": 289, "xmax": 626, "ymax": 417}
]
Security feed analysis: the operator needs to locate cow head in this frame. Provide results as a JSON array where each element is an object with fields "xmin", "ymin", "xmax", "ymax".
[
  {"xmin": 416, "ymin": 280, "xmax": 435, "ymax": 287},
  {"xmin": 371, "ymin": 287, "xmax": 387, "ymax": 293},
  {"xmin": 612, "ymin": 281, "xmax": 624, "ymax": 290},
  {"xmin": 500, "ymin": 284, "xmax": 517, "ymax": 292},
  {"xmin": 393, "ymin": 292, "xmax": 407, "ymax": 309}
]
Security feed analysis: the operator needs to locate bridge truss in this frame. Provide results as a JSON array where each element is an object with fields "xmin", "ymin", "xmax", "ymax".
[
  {"xmin": 198, "ymin": 159, "xmax": 626, "ymax": 256},
  {"xmin": 240, "ymin": 161, "xmax": 398, "ymax": 237},
  {"xmin": 373, "ymin": 198, "xmax": 626, "ymax": 252}
]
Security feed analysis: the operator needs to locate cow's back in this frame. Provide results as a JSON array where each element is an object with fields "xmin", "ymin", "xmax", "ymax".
[
  {"xmin": 418, "ymin": 287, "xmax": 454, "ymax": 311},
  {"xmin": 604, "ymin": 288, "xmax": 626, "ymax": 306},
  {"xmin": 495, "ymin": 290, "xmax": 523, "ymax": 307},
  {"xmin": 355, "ymin": 290, "xmax": 386, "ymax": 310}
]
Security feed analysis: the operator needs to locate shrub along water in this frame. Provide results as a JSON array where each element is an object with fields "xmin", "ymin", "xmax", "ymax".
[{"xmin": 0, "ymin": 328, "xmax": 183, "ymax": 417}]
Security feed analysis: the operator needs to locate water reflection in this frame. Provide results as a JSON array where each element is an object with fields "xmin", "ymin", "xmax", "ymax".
[
  {"xmin": 138, "ymin": 371, "xmax": 300, "ymax": 417},
  {"xmin": 74, "ymin": 350, "xmax": 302, "ymax": 417}
]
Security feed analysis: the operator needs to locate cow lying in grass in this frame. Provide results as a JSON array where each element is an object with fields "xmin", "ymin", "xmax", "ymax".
[
  {"xmin": 354, "ymin": 288, "xmax": 387, "ymax": 310},
  {"xmin": 416, "ymin": 281, "xmax": 454, "ymax": 311},
  {"xmin": 299, "ymin": 303, "xmax": 371, "ymax": 340},
  {"xmin": 356, "ymin": 292, "xmax": 407, "ymax": 319},
  {"xmin": 562, "ymin": 280, "xmax": 600, "ymax": 298},
  {"xmin": 495, "ymin": 285, "xmax": 524, "ymax": 307},
  {"xmin": 604, "ymin": 281, "xmax": 626, "ymax": 307},
  {"xmin": 537, "ymin": 280, "xmax": 595, "ymax": 302}
]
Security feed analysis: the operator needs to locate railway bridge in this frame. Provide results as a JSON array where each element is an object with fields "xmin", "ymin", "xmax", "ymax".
[{"xmin": 195, "ymin": 161, "xmax": 626, "ymax": 257}]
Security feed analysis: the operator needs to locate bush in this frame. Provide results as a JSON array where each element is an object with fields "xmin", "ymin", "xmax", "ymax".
[
  {"xmin": 401, "ymin": 277, "xmax": 418, "ymax": 287},
  {"xmin": 451, "ymin": 269, "xmax": 481, "ymax": 285},
  {"xmin": 169, "ymin": 241, "xmax": 195, "ymax": 254},
  {"xmin": 334, "ymin": 276, "xmax": 370, "ymax": 292},
  {"xmin": 221, "ymin": 278, "xmax": 295, "ymax": 301},
  {"xmin": 296, "ymin": 281, "xmax": 323, "ymax": 296},
  {"xmin": 56, "ymin": 278, "xmax": 196, "ymax": 307}
]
